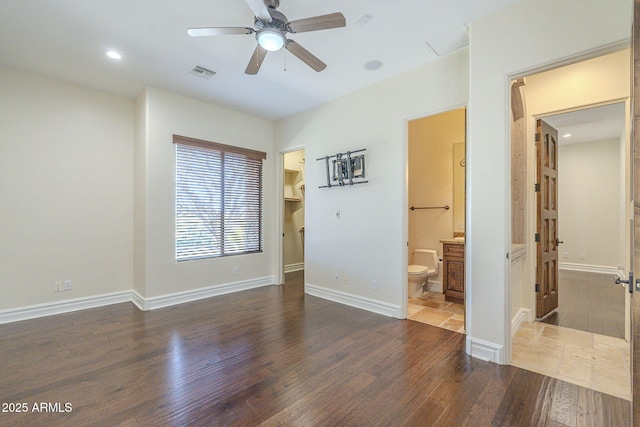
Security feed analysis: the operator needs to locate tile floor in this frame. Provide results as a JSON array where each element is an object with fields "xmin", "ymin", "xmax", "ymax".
[
  {"xmin": 407, "ymin": 291, "xmax": 465, "ymax": 333},
  {"xmin": 511, "ymin": 321, "xmax": 631, "ymax": 401},
  {"xmin": 408, "ymin": 292, "xmax": 630, "ymax": 401}
]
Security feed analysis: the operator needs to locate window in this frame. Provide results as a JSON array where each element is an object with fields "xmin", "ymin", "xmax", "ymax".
[{"xmin": 174, "ymin": 135, "xmax": 266, "ymax": 261}]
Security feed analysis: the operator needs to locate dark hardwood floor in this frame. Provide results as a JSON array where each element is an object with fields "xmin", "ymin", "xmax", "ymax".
[
  {"xmin": 540, "ymin": 270, "xmax": 625, "ymax": 338},
  {"xmin": 0, "ymin": 272, "xmax": 630, "ymax": 426}
]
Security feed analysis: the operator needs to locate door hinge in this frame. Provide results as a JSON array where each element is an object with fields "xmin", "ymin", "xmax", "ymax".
[
  {"xmin": 535, "ymin": 133, "xmax": 540, "ymax": 142},
  {"xmin": 534, "ymin": 183, "xmax": 540, "ymax": 192},
  {"xmin": 535, "ymin": 233, "xmax": 540, "ymax": 242},
  {"xmin": 535, "ymin": 283, "xmax": 540, "ymax": 292}
]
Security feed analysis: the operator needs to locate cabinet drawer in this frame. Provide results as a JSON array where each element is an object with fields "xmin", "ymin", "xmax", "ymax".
[{"xmin": 443, "ymin": 243, "xmax": 464, "ymax": 256}]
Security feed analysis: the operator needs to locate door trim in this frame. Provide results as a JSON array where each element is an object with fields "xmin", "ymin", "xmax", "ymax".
[{"xmin": 506, "ymin": 41, "xmax": 631, "ymax": 365}]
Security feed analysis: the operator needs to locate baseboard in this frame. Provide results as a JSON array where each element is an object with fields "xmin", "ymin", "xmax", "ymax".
[
  {"xmin": 0, "ymin": 291, "xmax": 132, "ymax": 325},
  {"xmin": 559, "ymin": 262, "xmax": 619, "ymax": 275},
  {"xmin": 305, "ymin": 283, "xmax": 402, "ymax": 319},
  {"xmin": 425, "ymin": 280, "xmax": 443, "ymax": 293},
  {"xmin": 136, "ymin": 276, "xmax": 278, "ymax": 311},
  {"xmin": 511, "ymin": 308, "xmax": 532, "ymax": 337},
  {"xmin": 466, "ymin": 335, "xmax": 505, "ymax": 364},
  {"xmin": 0, "ymin": 276, "xmax": 278, "ymax": 323},
  {"xmin": 284, "ymin": 263, "xmax": 304, "ymax": 273}
]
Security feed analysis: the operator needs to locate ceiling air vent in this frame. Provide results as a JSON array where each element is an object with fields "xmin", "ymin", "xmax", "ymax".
[{"xmin": 189, "ymin": 65, "xmax": 216, "ymax": 80}]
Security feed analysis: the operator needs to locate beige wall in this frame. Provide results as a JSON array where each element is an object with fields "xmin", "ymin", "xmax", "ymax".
[
  {"xmin": 0, "ymin": 0, "xmax": 631, "ymax": 365},
  {"xmin": 135, "ymin": 87, "xmax": 276, "ymax": 299},
  {"xmin": 408, "ymin": 109, "xmax": 465, "ymax": 269},
  {"xmin": 275, "ymin": 49, "xmax": 469, "ymax": 314},
  {"xmin": 0, "ymin": 65, "xmax": 134, "ymax": 310},
  {"xmin": 469, "ymin": 0, "xmax": 630, "ymax": 362}
]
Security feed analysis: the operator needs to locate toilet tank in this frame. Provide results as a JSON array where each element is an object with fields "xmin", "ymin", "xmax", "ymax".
[{"xmin": 412, "ymin": 249, "xmax": 439, "ymax": 273}]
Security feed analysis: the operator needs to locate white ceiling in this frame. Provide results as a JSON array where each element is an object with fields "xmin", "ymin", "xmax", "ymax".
[
  {"xmin": 0, "ymin": 0, "xmax": 521, "ymax": 121},
  {"xmin": 543, "ymin": 102, "xmax": 626, "ymax": 145}
]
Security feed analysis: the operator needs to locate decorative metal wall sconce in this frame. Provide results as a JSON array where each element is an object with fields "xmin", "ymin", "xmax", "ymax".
[{"xmin": 317, "ymin": 149, "xmax": 368, "ymax": 188}]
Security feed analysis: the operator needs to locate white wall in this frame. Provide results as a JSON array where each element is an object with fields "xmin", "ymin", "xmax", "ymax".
[
  {"xmin": 274, "ymin": 49, "xmax": 468, "ymax": 316},
  {"xmin": 134, "ymin": 87, "xmax": 277, "ymax": 299},
  {"xmin": 558, "ymin": 138, "xmax": 624, "ymax": 268},
  {"xmin": 0, "ymin": 65, "xmax": 134, "ymax": 310},
  {"xmin": 469, "ymin": 0, "xmax": 630, "ymax": 362}
]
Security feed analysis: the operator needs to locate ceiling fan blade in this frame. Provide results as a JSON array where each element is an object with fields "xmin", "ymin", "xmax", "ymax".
[
  {"xmin": 285, "ymin": 40, "xmax": 326, "ymax": 72},
  {"xmin": 245, "ymin": 0, "xmax": 272, "ymax": 21},
  {"xmin": 188, "ymin": 27, "xmax": 254, "ymax": 37},
  {"xmin": 287, "ymin": 12, "xmax": 346, "ymax": 33},
  {"xmin": 245, "ymin": 45, "xmax": 268, "ymax": 75}
]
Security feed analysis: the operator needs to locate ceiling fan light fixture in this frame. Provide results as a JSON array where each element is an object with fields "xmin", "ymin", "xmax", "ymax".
[{"xmin": 257, "ymin": 29, "xmax": 285, "ymax": 51}]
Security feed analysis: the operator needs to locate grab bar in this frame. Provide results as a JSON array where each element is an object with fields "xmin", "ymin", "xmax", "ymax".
[{"xmin": 410, "ymin": 205, "xmax": 450, "ymax": 211}]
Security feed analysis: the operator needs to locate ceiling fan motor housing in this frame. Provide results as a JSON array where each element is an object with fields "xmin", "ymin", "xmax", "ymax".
[
  {"xmin": 255, "ymin": 9, "xmax": 287, "ymax": 31},
  {"xmin": 254, "ymin": 9, "xmax": 288, "ymax": 51},
  {"xmin": 188, "ymin": 0, "xmax": 344, "ymax": 73}
]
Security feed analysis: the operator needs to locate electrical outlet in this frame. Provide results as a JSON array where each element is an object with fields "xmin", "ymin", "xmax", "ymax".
[
  {"xmin": 334, "ymin": 273, "xmax": 339, "ymax": 282},
  {"xmin": 343, "ymin": 275, "xmax": 349, "ymax": 285},
  {"xmin": 372, "ymin": 280, "xmax": 378, "ymax": 290},
  {"xmin": 63, "ymin": 280, "xmax": 72, "ymax": 291},
  {"xmin": 54, "ymin": 282, "xmax": 63, "ymax": 292},
  {"xmin": 563, "ymin": 251, "xmax": 568, "ymax": 259},
  {"xmin": 233, "ymin": 266, "xmax": 238, "ymax": 275},
  {"xmin": 580, "ymin": 253, "xmax": 586, "ymax": 260}
]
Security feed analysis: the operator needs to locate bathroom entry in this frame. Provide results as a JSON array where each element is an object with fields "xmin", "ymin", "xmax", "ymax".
[
  {"xmin": 282, "ymin": 149, "xmax": 305, "ymax": 284},
  {"xmin": 407, "ymin": 107, "xmax": 466, "ymax": 333}
]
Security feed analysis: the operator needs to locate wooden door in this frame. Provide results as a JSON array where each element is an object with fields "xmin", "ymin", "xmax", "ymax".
[
  {"xmin": 536, "ymin": 119, "xmax": 560, "ymax": 319},
  {"xmin": 632, "ymin": 1, "xmax": 639, "ymax": 422}
]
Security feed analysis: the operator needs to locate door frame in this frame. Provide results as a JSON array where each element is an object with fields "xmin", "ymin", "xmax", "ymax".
[
  {"xmin": 505, "ymin": 42, "xmax": 631, "ymax": 364},
  {"xmin": 277, "ymin": 145, "xmax": 306, "ymax": 286},
  {"xmin": 631, "ymin": 1, "xmax": 639, "ymax": 419},
  {"xmin": 403, "ymin": 104, "xmax": 468, "ymax": 320}
]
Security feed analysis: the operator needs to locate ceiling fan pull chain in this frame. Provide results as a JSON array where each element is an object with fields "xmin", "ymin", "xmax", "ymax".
[{"xmin": 284, "ymin": 49, "xmax": 287, "ymax": 72}]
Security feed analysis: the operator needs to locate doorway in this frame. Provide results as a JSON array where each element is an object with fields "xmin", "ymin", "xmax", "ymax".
[
  {"xmin": 537, "ymin": 104, "xmax": 627, "ymax": 339},
  {"xmin": 406, "ymin": 108, "xmax": 466, "ymax": 333},
  {"xmin": 508, "ymin": 50, "xmax": 631, "ymax": 401},
  {"xmin": 283, "ymin": 149, "xmax": 305, "ymax": 286}
]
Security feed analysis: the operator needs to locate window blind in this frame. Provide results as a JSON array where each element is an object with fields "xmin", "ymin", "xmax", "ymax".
[{"xmin": 174, "ymin": 135, "xmax": 266, "ymax": 261}]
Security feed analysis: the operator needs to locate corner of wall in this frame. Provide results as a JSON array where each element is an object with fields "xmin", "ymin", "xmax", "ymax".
[{"xmin": 133, "ymin": 88, "xmax": 149, "ymax": 298}]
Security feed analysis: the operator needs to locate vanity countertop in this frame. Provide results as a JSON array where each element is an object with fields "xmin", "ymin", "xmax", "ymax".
[{"xmin": 440, "ymin": 238, "xmax": 465, "ymax": 245}]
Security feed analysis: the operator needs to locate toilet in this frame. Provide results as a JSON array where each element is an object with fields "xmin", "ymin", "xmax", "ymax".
[{"xmin": 408, "ymin": 249, "xmax": 439, "ymax": 298}]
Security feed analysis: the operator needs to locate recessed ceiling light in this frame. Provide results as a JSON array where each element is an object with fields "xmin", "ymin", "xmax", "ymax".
[
  {"xmin": 562, "ymin": 133, "xmax": 572, "ymax": 138},
  {"xmin": 106, "ymin": 50, "xmax": 122, "ymax": 60},
  {"xmin": 364, "ymin": 60, "xmax": 383, "ymax": 71}
]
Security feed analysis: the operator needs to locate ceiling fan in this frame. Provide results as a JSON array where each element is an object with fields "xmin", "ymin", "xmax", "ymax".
[{"xmin": 188, "ymin": 0, "xmax": 346, "ymax": 75}]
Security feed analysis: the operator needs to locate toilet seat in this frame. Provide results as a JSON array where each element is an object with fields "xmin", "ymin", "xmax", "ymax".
[{"xmin": 408, "ymin": 264, "xmax": 428, "ymax": 275}]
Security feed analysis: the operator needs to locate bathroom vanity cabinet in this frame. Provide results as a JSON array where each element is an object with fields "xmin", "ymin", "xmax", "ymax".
[{"xmin": 442, "ymin": 241, "xmax": 464, "ymax": 304}]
